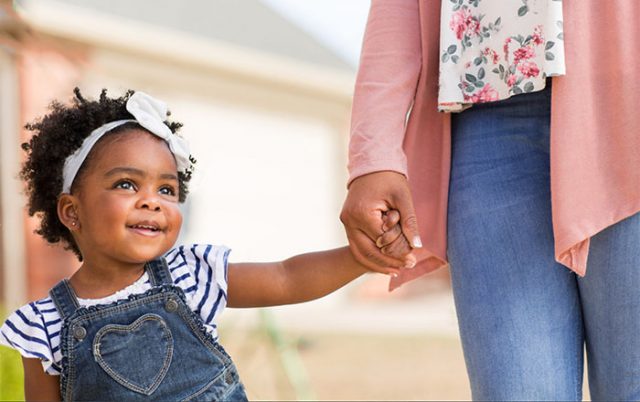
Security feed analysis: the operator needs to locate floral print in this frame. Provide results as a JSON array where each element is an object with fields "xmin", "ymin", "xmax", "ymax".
[{"xmin": 438, "ymin": 0, "xmax": 565, "ymax": 112}]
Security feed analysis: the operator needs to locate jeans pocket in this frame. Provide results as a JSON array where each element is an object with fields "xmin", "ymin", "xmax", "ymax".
[
  {"xmin": 93, "ymin": 313, "xmax": 174, "ymax": 395},
  {"xmin": 182, "ymin": 365, "xmax": 247, "ymax": 402}
]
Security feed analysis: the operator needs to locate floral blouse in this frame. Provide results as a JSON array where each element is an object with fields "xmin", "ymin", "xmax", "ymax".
[{"xmin": 438, "ymin": 0, "xmax": 565, "ymax": 112}]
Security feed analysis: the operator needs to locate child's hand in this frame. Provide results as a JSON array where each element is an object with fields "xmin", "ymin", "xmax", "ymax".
[{"xmin": 377, "ymin": 210, "xmax": 416, "ymax": 268}]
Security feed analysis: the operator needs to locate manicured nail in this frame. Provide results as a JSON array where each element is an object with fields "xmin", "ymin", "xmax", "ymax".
[
  {"xmin": 412, "ymin": 236, "xmax": 423, "ymax": 248},
  {"xmin": 404, "ymin": 260, "xmax": 416, "ymax": 269}
]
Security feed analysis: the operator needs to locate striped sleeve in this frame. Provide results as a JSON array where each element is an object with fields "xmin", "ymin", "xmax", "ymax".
[
  {"xmin": 0, "ymin": 299, "xmax": 61, "ymax": 374},
  {"xmin": 166, "ymin": 244, "xmax": 230, "ymax": 331}
]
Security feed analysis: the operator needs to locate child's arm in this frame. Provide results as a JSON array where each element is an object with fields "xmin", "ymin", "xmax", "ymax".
[
  {"xmin": 227, "ymin": 247, "xmax": 369, "ymax": 308},
  {"xmin": 22, "ymin": 357, "xmax": 61, "ymax": 401},
  {"xmin": 226, "ymin": 211, "xmax": 405, "ymax": 308}
]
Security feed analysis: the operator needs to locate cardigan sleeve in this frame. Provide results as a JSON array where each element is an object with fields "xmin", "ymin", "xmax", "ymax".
[{"xmin": 348, "ymin": 0, "xmax": 423, "ymax": 185}]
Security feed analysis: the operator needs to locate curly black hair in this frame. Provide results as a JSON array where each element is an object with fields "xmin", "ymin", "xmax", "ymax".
[{"xmin": 20, "ymin": 88, "xmax": 195, "ymax": 259}]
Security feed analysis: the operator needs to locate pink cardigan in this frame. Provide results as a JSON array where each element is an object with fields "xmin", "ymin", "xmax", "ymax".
[{"xmin": 348, "ymin": 0, "xmax": 640, "ymax": 290}]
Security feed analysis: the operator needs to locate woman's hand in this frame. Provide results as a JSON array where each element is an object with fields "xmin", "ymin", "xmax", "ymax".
[{"xmin": 340, "ymin": 171, "xmax": 421, "ymax": 275}]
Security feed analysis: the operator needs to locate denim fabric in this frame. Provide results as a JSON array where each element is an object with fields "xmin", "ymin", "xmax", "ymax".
[
  {"xmin": 50, "ymin": 259, "xmax": 247, "ymax": 401},
  {"xmin": 447, "ymin": 85, "xmax": 640, "ymax": 401}
]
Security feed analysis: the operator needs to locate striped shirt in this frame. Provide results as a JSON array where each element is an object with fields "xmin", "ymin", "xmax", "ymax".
[{"xmin": 0, "ymin": 244, "xmax": 229, "ymax": 375}]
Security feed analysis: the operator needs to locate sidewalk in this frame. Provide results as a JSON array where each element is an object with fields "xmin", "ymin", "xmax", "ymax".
[{"xmin": 218, "ymin": 275, "xmax": 470, "ymax": 400}]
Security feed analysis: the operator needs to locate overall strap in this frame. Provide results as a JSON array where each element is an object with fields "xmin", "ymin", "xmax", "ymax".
[
  {"xmin": 146, "ymin": 257, "xmax": 173, "ymax": 286},
  {"xmin": 49, "ymin": 279, "xmax": 81, "ymax": 320}
]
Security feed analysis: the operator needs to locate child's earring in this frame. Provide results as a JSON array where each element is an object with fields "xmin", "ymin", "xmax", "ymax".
[{"xmin": 57, "ymin": 194, "xmax": 80, "ymax": 231}]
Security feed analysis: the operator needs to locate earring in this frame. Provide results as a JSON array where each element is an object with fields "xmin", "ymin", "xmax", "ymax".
[{"xmin": 71, "ymin": 221, "xmax": 77, "ymax": 228}]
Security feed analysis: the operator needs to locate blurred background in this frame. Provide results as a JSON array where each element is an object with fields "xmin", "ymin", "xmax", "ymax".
[{"xmin": 0, "ymin": 0, "xmax": 469, "ymax": 399}]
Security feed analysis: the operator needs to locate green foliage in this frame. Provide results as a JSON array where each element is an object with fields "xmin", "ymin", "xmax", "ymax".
[{"xmin": 0, "ymin": 345, "xmax": 24, "ymax": 401}]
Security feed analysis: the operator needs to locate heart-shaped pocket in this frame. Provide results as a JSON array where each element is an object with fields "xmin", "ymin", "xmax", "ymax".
[{"xmin": 93, "ymin": 313, "xmax": 174, "ymax": 395}]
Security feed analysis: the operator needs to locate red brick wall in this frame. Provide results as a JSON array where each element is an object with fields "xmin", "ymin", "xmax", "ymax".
[{"xmin": 17, "ymin": 34, "xmax": 90, "ymax": 300}]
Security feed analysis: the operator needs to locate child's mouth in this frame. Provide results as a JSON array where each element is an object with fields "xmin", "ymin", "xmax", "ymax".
[{"xmin": 128, "ymin": 223, "xmax": 162, "ymax": 236}]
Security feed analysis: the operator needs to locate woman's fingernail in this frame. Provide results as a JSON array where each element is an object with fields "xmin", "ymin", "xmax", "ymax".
[
  {"xmin": 404, "ymin": 260, "xmax": 416, "ymax": 269},
  {"xmin": 390, "ymin": 272, "xmax": 398, "ymax": 278},
  {"xmin": 376, "ymin": 237, "xmax": 384, "ymax": 248},
  {"xmin": 412, "ymin": 236, "xmax": 423, "ymax": 248}
]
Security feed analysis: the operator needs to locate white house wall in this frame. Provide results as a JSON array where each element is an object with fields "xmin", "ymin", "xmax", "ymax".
[
  {"xmin": 80, "ymin": 45, "xmax": 351, "ymax": 264},
  {"xmin": 177, "ymin": 99, "xmax": 344, "ymax": 261}
]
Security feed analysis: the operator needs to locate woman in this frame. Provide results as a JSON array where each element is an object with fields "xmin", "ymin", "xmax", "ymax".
[{"xmin": 341, "ymin": 0, "xmax": 640, "ymax": 400}]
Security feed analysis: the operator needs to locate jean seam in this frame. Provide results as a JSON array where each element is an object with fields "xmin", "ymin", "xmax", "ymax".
[
  {"xmin": 220, "ymin": 382, "xmax": 246, "ymax": 402},
  {"xmin": 574, "ymin": 293, "xmax": 583, "ymax": 402},
  {"xmin": 63, "ymin": 330, "xmax": 75, "ymax": 401}
]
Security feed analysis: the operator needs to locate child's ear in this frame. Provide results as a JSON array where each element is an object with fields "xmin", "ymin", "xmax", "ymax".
[{"xmin": 57, "ymin": 194, "xmax": 80, "ymax": 230}]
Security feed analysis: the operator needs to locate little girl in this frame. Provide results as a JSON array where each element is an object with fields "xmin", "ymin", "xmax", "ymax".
[{"xmin": 0, "ymin": 89, "xmax": 409, "ymax": 401}]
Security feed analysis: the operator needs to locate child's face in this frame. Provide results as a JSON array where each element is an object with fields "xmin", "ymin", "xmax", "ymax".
[{"xmin": 69, "ymin": 129, "xmax": 183, "ymax": 266}]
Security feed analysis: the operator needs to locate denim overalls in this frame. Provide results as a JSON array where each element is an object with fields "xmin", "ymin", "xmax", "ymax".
[{"xmin": 50, "ymin": 258, "xmax": 247, "ymax": 401}]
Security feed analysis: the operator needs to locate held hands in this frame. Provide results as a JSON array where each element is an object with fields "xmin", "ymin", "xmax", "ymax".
[{"xmin": 340, "ymin": 171, "xmax": 422, "ymax": 276}]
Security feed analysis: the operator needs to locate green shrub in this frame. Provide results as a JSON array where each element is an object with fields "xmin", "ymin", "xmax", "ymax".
[{"xmin": 0, "ymin": 345, "xmax": 24, "ymax": 401}]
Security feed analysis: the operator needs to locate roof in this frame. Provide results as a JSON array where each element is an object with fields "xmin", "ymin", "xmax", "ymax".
[{"xmin": 16, "ymin": 0, "xmax": 352, "ymax": 71}]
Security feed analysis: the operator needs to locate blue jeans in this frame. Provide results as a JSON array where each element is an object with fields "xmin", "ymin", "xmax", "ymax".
[{"xmin": 447, "ymin": 84, "xmax": 640, "ymax": 401}]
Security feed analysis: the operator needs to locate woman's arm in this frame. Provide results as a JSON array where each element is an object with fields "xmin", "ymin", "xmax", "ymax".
[
  {"xmin": 227, "ymin": 247, "xmax": 368, "ymax": 308},
  {"xmin": 22, "ymin": 357, "xmax": 60, "ymax": 401},
  {"xmin": 343, "ymin": 0, "xmax": 423, "ymax": 272},
  {"xmin": 349, "ymin": 0, "xmax": 422, "ymax": 181}
]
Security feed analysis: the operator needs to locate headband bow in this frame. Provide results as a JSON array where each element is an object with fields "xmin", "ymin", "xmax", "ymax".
[{"xmin": 61, "ymin": 91, "xmax": 191, "ymax": 194}]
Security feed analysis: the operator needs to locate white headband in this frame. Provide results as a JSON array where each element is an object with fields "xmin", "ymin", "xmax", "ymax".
[{"xmin": 61, "ymin": 91, "xmax": 191, "ymax": 194}]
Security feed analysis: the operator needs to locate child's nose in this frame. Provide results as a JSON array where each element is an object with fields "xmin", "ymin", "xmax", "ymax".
[{"xmin": 136, "ymin": 193, "xmax": 161, "ymax": 211}]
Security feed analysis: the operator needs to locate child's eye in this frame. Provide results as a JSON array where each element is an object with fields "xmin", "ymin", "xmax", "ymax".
[
  {"xmin": 159, "ymin": 186, "xmax": 176, "ymax": 196},
  {"xmin": 114, "ymin": 180, "xmax": 135, "ymax": 191}
]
